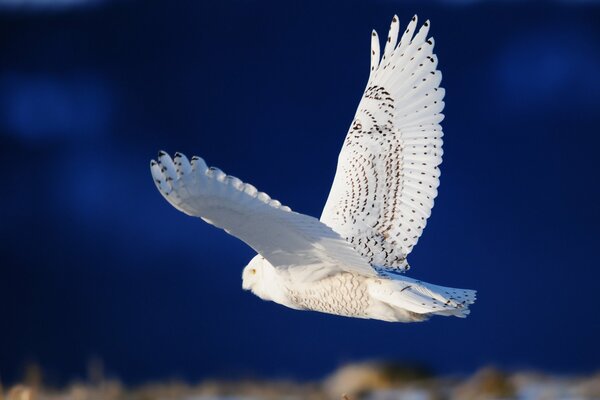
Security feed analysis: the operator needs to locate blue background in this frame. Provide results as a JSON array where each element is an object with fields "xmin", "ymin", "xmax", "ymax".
[{"xmin": 1, "ymin": 0, "xmax": 599, "ymax": 385}]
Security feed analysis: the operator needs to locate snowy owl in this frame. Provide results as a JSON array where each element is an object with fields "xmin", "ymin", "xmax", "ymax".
[{"xmin": 150, "ymin": 15, "xmax": 476, "ymax": 322}]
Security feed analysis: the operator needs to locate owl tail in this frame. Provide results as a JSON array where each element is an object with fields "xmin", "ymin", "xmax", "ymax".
[{"xmin": 371, "ymin": 275, "xmax": 477, "ymax": 319}]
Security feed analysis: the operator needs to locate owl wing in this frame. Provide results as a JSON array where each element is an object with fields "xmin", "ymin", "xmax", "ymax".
[
  {"xmin": 151, "ymin": 152, "xmax": 376, "ymax": 281},
  {"xmin": 320, "ymin": 15, "xmax": 445, "ymax": 272}
]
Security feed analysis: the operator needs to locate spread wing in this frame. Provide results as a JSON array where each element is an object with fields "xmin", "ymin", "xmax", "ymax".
[
  {"xmin": 151, "ymin": 152, "xmax": 376, "ymax": 281},
  {"xmin": 320, "ymin": 15, "xmax": 445, "ymax": 272}
]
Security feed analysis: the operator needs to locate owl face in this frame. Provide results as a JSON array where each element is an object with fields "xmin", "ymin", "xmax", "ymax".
[
  {"xmin": 241, "ymin": 254, "xmax": 264, "ymax": 291},
  {"xmin": 242, "ymin": 255, "xmax": 277, "ymax": 302}
]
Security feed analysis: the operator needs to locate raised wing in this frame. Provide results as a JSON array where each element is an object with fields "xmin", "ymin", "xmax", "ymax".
[
  {"xmin": 151, "ymin": 151, "xmax": 376, "ymax": 281},
  {"xmin": 321, "ymin": 15, "xmax": 444, "ymax": 272}
]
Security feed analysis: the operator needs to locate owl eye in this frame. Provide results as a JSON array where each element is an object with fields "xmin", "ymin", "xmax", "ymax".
[{"xmin": 251, "ymin": 268, "xmax": 256, "ymax": 275}]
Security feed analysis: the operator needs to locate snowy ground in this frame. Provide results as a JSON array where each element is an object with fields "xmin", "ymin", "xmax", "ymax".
[{"xmin": 2, "ymin": 362, "xmax": 600, "ymax": 400}]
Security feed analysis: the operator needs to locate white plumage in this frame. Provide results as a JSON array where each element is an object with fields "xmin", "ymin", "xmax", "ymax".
[{"xmin": 151, "ymin": 15, "xmax": 476, "ymax": 322}]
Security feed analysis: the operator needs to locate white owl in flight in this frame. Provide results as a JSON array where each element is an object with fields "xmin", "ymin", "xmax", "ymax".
[{"xmin": 151, "ymin": 15, "xmax": 476, "ymax": 322}]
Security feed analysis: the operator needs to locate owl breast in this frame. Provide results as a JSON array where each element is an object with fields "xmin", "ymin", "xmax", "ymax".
[{"xmin": 285, "ymin": 273, "xmax": 372, "ymax": 318}]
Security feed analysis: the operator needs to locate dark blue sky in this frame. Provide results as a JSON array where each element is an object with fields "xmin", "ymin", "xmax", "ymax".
[{"xmin": 1, "ymin": 0, "xmax": 599, "ymax": 386}]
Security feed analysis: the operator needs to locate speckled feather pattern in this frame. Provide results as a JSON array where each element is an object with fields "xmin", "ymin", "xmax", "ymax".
[
  {"xmin": 321, "ymin": 15, "xmax": 444, "ymax": 272},
  {"xmin": 287, "ymin": 273, "xmax": 370, "ymax": 318}
]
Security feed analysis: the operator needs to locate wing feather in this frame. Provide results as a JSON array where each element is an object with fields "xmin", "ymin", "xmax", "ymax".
[
  {"xmin": 369, "ymin": 30, "xmax": 381, "ymax": 81},
  {"xmin": 321, "ymin": 16, "xmax": 445, "ymax": 272},
  {"xmin": 151, "ymin": 152, "xmax": 376, "ymax": 280},
  {"xmin": 382, "ymin": 15, "xmax": 400, "ymax": 60}
]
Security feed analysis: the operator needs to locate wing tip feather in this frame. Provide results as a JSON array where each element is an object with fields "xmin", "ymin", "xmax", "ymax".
[{"xmin": 150, "ymin": 151, "xmax": 294, "ymax": 213}]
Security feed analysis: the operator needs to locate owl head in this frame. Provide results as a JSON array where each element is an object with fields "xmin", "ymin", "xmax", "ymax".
[{"xmin": 242, "ymin": 254, "xmax": 272, "ymax": 300}]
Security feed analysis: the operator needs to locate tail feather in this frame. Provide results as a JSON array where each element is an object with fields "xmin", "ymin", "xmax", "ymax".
[{"xmin": 370, "ymin": 275, "xmax": 476, "ymax": 319}]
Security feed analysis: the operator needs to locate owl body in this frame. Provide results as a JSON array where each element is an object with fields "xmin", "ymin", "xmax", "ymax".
[
  {"xmin": 242, "ymin": 256, "xmax": 474, "ymax": 322},
  {"xmin": 284, "ymin": 274, "xmax": 430, "ymax": 322},
  {"xmin": 286, "ymin": 272, "xmax": 371, "ymax": 319}
]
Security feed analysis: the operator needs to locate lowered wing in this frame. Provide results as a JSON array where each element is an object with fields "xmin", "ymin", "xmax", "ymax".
[{"xmin": 151, "ymin": 152, "xmax": 376, "ymax": 281}]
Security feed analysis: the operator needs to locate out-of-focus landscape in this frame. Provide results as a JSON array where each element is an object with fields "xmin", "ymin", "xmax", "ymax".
[{"xmin": 3, "ymin": 361, "xmax": 600, "ymax": 400}]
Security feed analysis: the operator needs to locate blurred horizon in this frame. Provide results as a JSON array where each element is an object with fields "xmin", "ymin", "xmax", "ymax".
[
  {"xmin": 5, "ymin": 360, "xmax": 600, "ymax": 399},
  {"xmin": 1, "ymin": 0, "xmax": 599, "ymax": 388}
]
